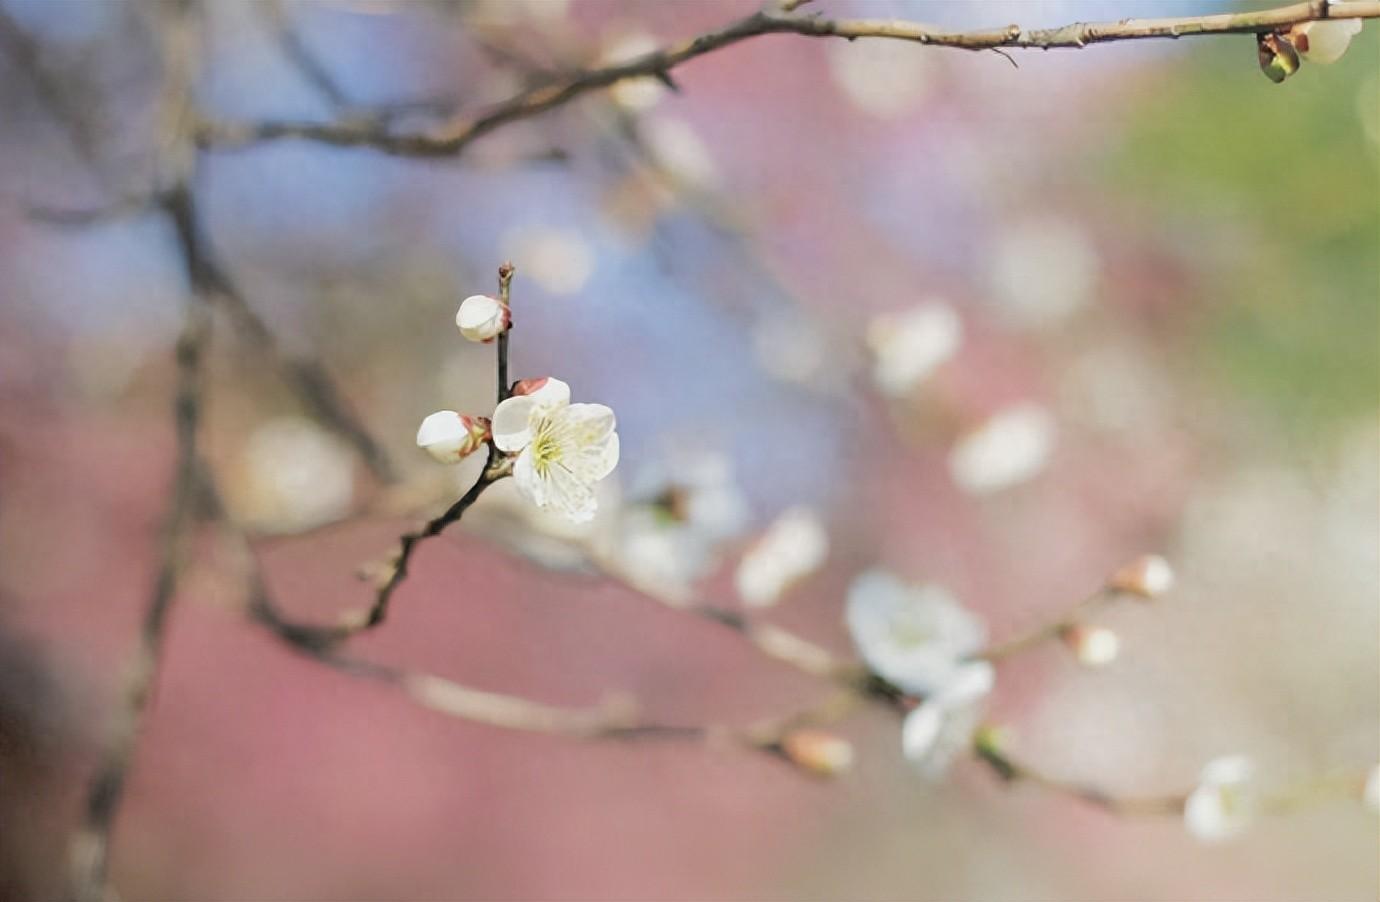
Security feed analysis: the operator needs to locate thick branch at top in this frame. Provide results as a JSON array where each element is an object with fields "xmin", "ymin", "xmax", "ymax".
[{"xmin": 196, "ymin": 0, "xmax": 1380, "ymax": 158}]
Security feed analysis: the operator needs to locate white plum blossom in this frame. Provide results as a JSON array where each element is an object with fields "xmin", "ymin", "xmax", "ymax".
[
  {"xmin": 455, "ymin": 294, "xmax": 509, "ymax": 343},
  {"xmin": 1291, "ymin": 18, "xmax": 1364, "ymax": 64},
  {"xmin": 416, "ymin": 411, "xmax": 490, "ymax": 463},
  {"xmin": 948, "ymin": 403, "xmax": 1056, "ymax": 495},
  {"xmin": 1364, "ymin": 763, "xmax": 1379, "ymax": 814},
  {"xmin": 613, "ymin": 452, "xmax": 749, "ymax": 597},
  {"xmin": 491, "ymin": 377, "xmax": 619, "ymax": 523},
  {"xmin": 734, "ymin": 507, "xmax": 829, "ymax": 608},
  {"xmin": 845, "ymin": 569, "xmax": 987, "ymax": 696},
  {"xmin": 1184, "ymin": 755, "xmax": 1258, "ymax": 842},
  {"xmin": 901, "ymin": 660, "xmax": 996, "ymax": 779},
  {"xmin": 866, "ymin": 302, "xmax": 962, "ymax": 397}
]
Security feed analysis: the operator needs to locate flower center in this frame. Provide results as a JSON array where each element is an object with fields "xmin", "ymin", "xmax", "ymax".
[{"xmin": 530, "ymin": 420, "xmax": 565, "ymax": 474}]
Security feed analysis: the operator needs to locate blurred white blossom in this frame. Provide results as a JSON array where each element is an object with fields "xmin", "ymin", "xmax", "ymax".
[
  {"xmin": 503, "ymin": 227, "xmax": 594, "ymax": 296},
  {"xmin": 735, "ymin": 507, "xmax": 829, "ymax": 608},
  {"xmin": 613, "ymin": 451, "xmax": 749, "ymax": 596},
  {"xmin": 455, "ymin": 294, "xmax": 509, "ymax": 343},
  {"xmin": 1184, "ymin": 755, "xmax": 1258, "ymax": 842},
  {"xmin": 603, "ymin": 31, "xmax": 667, "ymax": 111},
  {"xmin": 845, "ymin": 569, "xmax": 987, "ymax": 696},
  {"xmin": 948, "ymin": 403, "xmax": 1056, "ymax": 494},
  {"xmin": 492, "ymin": 377, "xmax": 619, "ymax": 523},
  {"xmin": 987, "ymin": 218, "xmax": 1098, "ymax": 328},
  {"xmin": 866, "ymin": 302, "xmax": 962, "ymax": 397},
  {"xmin": 241, "ymin": 417, "xmax": 355, "ymax": 531},
  {"xmin": 1365, "ymin": 763, "xmax": 1379, "ymax": 813},
  {"xmin": 1290, "ymin": 18, "xmax": 1363, "ymax": 64},
  {"xmin": 828, "ymin": 37, "xmax": 934, "ymax": 120},
  {"xmin": 901, "ymin": 660, "xmax": 995, "ymax": 779},
  {"xmin": 644, "ymin": 116, "xmax": 719, "ymax": 189}
]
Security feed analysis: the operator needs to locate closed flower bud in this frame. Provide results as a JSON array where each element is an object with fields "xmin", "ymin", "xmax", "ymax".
[
  {"xmin": 1289, "ymin": 18, "xmax": 1363, "ymax": 65},
  {"xmin": 1061, "ymin": 623, "xmax": 1120, "ymax": 668},
  {"xmin": 416, "ymin": 411, "xmax": 490, "ymax": 463},
  {"xmin": 455, "ymin": 294, "xmax": 510, "ymax": 342},
  {"xmin": 1107, "ymin": 554, "xmax": 1175, "ymax": 599},
  {"xmin": 1257, "ymin": 33, "xmax": 1300, "ymax": 83},
  {"xmin": 780, "ymin": 729, "xmax": 855, "ymax": 778}
]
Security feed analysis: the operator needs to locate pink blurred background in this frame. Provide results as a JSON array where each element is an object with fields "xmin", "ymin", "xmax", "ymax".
[{"xmin": 0, "ymin": 1, "xmax": 1376, "ymax": 899}]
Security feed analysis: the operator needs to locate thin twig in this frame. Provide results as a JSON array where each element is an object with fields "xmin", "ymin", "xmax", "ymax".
[
  {"xmin": 972, "ymin": 732, "xmax": 1187, "ymax": 817},
  {"xmin": 972, "ymin": 588, "xmax": 1123, "ymax": 662},
  {"xmin": 195, "ymin": 0, "xmax": 1380, "ymax": 158},
  {"xmin": 67, "ymin": 182, "xmax": 211, "ymax": 902}
]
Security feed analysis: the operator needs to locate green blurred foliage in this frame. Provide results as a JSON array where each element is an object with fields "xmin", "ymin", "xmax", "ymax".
[{"xmin": 1107, "ymin": 30, "xmax": 1378, "ymax": 437}]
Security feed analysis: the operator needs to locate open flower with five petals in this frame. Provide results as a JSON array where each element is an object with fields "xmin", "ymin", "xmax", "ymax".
[
  {"xmin": 845, "ymin": 568, "xmax": 988, "ymax": 696},
  {"xmin": 492, "ymin": 377, "xmax": 619, "ymax": 523}
]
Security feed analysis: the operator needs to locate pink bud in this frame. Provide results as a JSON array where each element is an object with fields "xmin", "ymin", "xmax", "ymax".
[
  {"xmin": 780, "ymin": 729, "xmax": 855, "ymax": 778},
  {"xmin": 1108, "ymin": 554, "xmax": 1175, "ymax": 600},
  {"xmin": 511, "ymin": 376, "xmax": 550, "ymax": 397},
  {"xmin": 1061, "ymin": 623, "xmax": 1120, "ymax": 668}
]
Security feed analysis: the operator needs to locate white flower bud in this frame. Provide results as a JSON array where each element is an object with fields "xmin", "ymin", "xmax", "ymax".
[
  {"xmin": 1108, "ymin": 554, "xmax": 1175, "ymax": 599},
  {"xmin": 1185, "ymin": 755, "xmax": 1257, "ymax": 842},
  {"xmin": 1061, "ymin": 624, "xmax": 1120, "ymax": 668},
  {"xmin": 455, "ymin": 294, "xmax": 510, "ymax": 343},
  {"xmin": 416, "ymin": 411, "xmax": 490, "ymax": 463},
  {"xmin": 780, "ymin": 729, "xmax": 855, "ymax": 778},
  {"xmin": 1290, "ymin": 18, "xmax": 1363, "ymax": 65}
]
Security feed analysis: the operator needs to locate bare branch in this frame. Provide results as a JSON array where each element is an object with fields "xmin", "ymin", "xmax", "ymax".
[
  {"xmin": 196, "ymin": 1, "xmax": 1380, "ymax": 158},
  {"xmin": 67, "ymin": 181, "xmax": 211, "ymax": 902},
  {"xmin": 972, "ymin": 731, "xmax": 1188, "ymax": 817}
]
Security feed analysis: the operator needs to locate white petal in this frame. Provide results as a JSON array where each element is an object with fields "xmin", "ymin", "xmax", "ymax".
[
  {"xmin": 948, "ymin": 403, "xmax": 1056, "ymax": 495},
  {"xmin": 512, "ymin": 444, "xmax": 599, "ymax": 524},
  {"xmin": 845, "ymin": 569, "xmax": 987, "ymax": 696},
  {"xmin": 901, "ymin": 703, "xmax": 944, "ymax": 763},
  {"xmin": 735, "ymin": 507, "xmax": 829, "ymax": 608},
  {"xmin": 525, "ymin": 376, "xmax": 571, "ymax": 411},
  {"xmin": 933, "ymin": 660, "xmax": 995, "ymax": 707},
  {"xmin": 1363, "ymin": 763, "xmax": 1379, "ymax": 813},
  {"xmin": 867, "ymin": 303, "xmax": 962, "ymax": 397},
  {"xmin": 1297, "ymin": 18, "xmax": 1362, "ymax": 64},
  {"xmin": 455, "ymin": 294, "xmax": 507, "ymax": 342},
  {"xmin": 417, "ymin": 410, "xmax": 465, "ymax": 447},
  {"xmin": 1200, "ymin": 755, "xmax": 1254, "ymax": 787},
  {"xmin": 1185, "ymin": 755, "xmax": 1257, "ymax": 842},
  {"xmin": 579, "ymin": 431, "xmax": 620, "ymax": 483},
  {"xmin": 492, "ymin": 396, "xmax": 537, "ymax": 451}
]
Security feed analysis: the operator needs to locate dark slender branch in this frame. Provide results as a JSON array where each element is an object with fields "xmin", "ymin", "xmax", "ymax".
[
  {"xmin": 195, "ymin": 0, "xmax": 1380, "ymax": 159},
  {"xmin": 67, "ymin": 182, "xmax": 211, "ymax": 902},
  {"xmin": 972, "ymin": 731, "xmax": 1187, "ymax": 817},
  {"xmin": 496, "ymin": 263, "xmax": 514, "ymax": 402}
]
